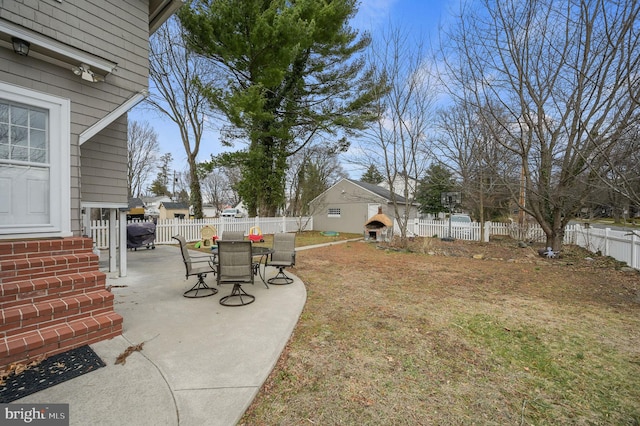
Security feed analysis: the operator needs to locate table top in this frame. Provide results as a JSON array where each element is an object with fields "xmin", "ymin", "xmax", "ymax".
[
  {"xmin": 250, "ymin": 246, "xmax": 274, "ymax": 256},
  {"xmin": 210, "ymin": 245, "xmax": 273, "ymax": 256}
]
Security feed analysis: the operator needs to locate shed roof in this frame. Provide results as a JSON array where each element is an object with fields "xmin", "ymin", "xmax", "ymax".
[
  {"xmin": 160, "ymin": 202, "xmax": 188, "ymax": 210},
  {"xmin": 346, "ymin": 179, "xmax": 407, "ymax": 203}
]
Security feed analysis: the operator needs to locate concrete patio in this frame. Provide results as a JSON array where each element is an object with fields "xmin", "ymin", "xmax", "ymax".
[{"xmin": 16, "ymin": 244, "xmax": 307, "ymax": 425}]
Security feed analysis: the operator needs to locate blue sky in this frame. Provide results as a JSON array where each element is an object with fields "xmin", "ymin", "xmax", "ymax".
[{"xmin": 128, "ymin": 0, "xmax": 455, "ymax": 176}]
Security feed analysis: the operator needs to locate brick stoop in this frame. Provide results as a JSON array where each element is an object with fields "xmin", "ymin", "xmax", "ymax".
[{"xmin": 0, "ymin": 237, "xmax": 123, "ymax": 369}]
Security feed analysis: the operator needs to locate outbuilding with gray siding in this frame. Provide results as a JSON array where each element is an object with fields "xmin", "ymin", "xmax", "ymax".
[{"xmin": 309, "ymin": 178, "xmax": 419, "ymax": 235}]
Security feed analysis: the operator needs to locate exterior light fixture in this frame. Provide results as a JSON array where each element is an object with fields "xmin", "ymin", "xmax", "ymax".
[
  {"xmin": 11, "ymin": 37, "xmax": 30, "ymax": 56},
  {"xmin": 71, "ymin": 63, "xmax": 104, "ymax": 83}
]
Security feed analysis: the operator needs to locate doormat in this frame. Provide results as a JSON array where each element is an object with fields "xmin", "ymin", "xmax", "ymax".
[{"xmin": 0, "ymin": 345, "xmax": 105, "ymax": 403}]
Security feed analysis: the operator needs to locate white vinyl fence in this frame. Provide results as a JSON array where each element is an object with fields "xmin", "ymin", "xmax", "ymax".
[
  {"xmin": 90, "ymin": 216, "xmax": 313, "ymax": 249},
  {"xmin": 406, "ymin": 219, "xmax": 640, "ymax": 270},
  {"xmin": 91, "ymin": 216, "xmax": 638, "ymax": 270},
  {"xmin": 570, "ymin": 225, "xmax": 640, "ymax": 270},
  {"xmin": 407, "ymin": 219, "xmax": 545, "ymax": 243}
]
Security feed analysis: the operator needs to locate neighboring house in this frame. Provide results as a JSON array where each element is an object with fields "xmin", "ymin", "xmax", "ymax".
[
  {"xmin": 223, "ymin": 201, "xmax": 248, "ymax": 217},
  {"xmin": 127, "ymin": 197, "xmax": 146, "ymax": 220},
  {"xmin": 201, "ymin": 203, "xmax": 218, "ymax": 218},
  {"xmin": 142, "ymin": 195, "xmax": 172, "ymax": 218},
  {"xmin": 0, "ymin": 1, "xmax": 182, "ymax": 370},
  {"xmin": 309, "ymin": 178, "xmax": 419, "ymax": 234},
  {"xmin": 377, "ymin": 173, "xmax": 418, "ymax": 199},
  {"xmin": 159, "ymin": 201, "xmax": 189, "ymax": 220}
]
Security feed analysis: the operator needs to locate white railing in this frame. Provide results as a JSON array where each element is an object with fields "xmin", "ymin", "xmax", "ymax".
[{"xmin": 90, "ymin": 216, "xmax": 313, "ymax": 249}]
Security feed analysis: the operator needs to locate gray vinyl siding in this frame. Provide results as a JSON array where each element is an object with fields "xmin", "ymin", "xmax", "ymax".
[
  {"xmin": 80, "ymin": 116, "xmax": 129, "ymax": 203},
  {"xmin": 0, "ymin": 0, "xmax": 151, "ymax": 235},
  {"xmin": 311, "ymin": 180, "xmax": 390, "ymax": 234}
]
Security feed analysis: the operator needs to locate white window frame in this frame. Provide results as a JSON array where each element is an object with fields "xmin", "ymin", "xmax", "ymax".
[{"xmin": 0, "ymin": 82, "xmax": 70, "ymax": 238}]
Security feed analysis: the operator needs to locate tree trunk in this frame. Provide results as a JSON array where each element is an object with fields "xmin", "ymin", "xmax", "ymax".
[
  {"xmin": 188, "ymin": 158, "xmax": 203, "ymax": 219},
  {"xmin": 544, "ymin": 226, "xmax": 565, "ymax": 253}
]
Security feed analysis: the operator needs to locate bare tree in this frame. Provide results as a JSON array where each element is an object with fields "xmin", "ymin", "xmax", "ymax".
[
  {"xmin": 127, "ymin": 120, "xmax": 160, "ymax": 198},
  {"xmin": 442, "ymin": 0, "xmax": 640, "ymax": 250},
  {"xmin": 287, "ymin": 144, "xmax": 347, "ymax": 216},
  {"xmin": 595, "ymin": 122, "xmax": 640, "ymax": 219},
  {"xmin": 200, "ymin": 167, "xmax": 240, "ymax": 213},
  {"xmin": 435, "ymin": 101, "xmax": 518, "ymax": 226},
  {"xmin": 145, "ymin": 16, "xmax": 216, "ymax": 218},
  {"xmin": 356, "ymin": 25, "xmax": 435, "ymax": 246}
]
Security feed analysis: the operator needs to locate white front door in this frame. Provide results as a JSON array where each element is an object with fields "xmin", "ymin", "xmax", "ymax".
[
  {"xmin": 0, "ymin": 104, "xmax": 49, "ymax": 226},
  {"xmin": 0, "ymin": 82, "xmax": 70, "ymax": 237}
]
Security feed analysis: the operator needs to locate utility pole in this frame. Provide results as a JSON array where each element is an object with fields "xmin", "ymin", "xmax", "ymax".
[{"xmin": 172, "ymin": 170, "xmax": 176, "ymax": 202}]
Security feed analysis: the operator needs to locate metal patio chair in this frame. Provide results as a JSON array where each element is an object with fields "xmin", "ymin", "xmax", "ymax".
[
  {"xmin": 220, "ymin": 231, "xmax": 245, "ymax": 241},
  {"xmin": 173, "ymin": 235, "xmax": 218, "ymax": 298},
  {"xmin": 267, "ymin": 232, "xmax": 296, "ymax": 285},
  {"xmin": 216, "ymin": 240, "xmax": 255, "ymax": 306}
]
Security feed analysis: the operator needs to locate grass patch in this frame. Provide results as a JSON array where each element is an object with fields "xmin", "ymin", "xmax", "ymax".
[
  {"xmin": 239, "ymin": 239, "xmax": 640, "ymax": 425},
  {"xmin": 188, "ymin": 230, "xmax": 362, "ymax": 253},
  {"xmin": 456, "ymin": 313, "xmax": 640, "ymax": 424}
]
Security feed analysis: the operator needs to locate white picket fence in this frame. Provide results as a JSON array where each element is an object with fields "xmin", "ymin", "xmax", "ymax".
[
  {"xmin": 407, "ymin": 219, "xmax": 639, "ymax": 270},
  {"xmin": 407, "ymin": 219, "xmax": 547, "ymax": 243},
  {"xmin": 90, "ymin": 216, "xmax": 313, "ymax": 249},
  {"xmin": 90, "ymin": 216, "xmax": 639, "ymax": 270}
]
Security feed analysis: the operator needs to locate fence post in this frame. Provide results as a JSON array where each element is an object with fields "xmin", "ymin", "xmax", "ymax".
[
  {"xmin": 631, "ymin": 233, "xmax": 637, "ymax": 269},
  {"xmin": 484, "ymin": 221, "xmax": 491, "ymax": 242},
  {"xmin": 604, "ymin": 228, "xmax": 610, "ymax": 257}
]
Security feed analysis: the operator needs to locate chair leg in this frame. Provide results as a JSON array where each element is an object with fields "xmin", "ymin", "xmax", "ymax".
[
  {"xmin": 267, "ymin": 267, "xmax": 294, "ymax": 285},
  {"xmin": 183, "ymin": 274, "xmax": 218, "ymax": 298},
  {"xmin": 220, "ymin": 283, "xmax": 255, "ymax": 306}
]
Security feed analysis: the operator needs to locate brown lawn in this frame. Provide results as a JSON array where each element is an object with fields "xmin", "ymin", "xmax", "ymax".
[{"xmin": 240, "ymin": 236, "xmax": 640, "ymax": 425}]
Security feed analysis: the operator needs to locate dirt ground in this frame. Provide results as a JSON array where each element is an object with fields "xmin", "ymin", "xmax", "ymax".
[
  {"xmin": 390, "ymin": 235, "xmax": 639, "ymax": 303},
  {"xmin": 399, "ymin": 234, "xmax": 625, "ymax": 267}
]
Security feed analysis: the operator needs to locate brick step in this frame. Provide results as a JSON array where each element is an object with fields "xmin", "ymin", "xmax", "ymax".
[
  {"xmin": 0, "ymin": 311, "xmax": 123, "ymax": 367},
  {"xmin": 0, "ymin": 289, "xmax": 115, "ymax": 339},
  {"xmin": 0, "ymin": 270, "xmax": 107, "ymax": 310},
  {"xmin": 0, "ymin": 237, "xmax": 94, "ymax": 262},
  {"xmin": 0, "ymin": 252, "xmax": 99, "ymax": 286}
]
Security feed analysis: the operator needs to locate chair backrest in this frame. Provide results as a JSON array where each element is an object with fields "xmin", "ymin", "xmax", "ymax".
[
  {"xmin": 216, "ymin": 241, "xmax": 254, "ymax": 284},
  {"xmin": 172, "ymin": 235, "xmax": 194, "ymax": 277},
  {"xmin": 271, "ymin": 232, "xmax": 296, "ymax": 265},
  {"xmin": 221, "ymin": 231, "xmax": 245, "ymax": 241}
]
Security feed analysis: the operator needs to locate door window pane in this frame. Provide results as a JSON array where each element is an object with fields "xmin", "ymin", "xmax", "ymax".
[{"xmin": 0, "ymin": 102, "xmax": 48, "ymax": 163}]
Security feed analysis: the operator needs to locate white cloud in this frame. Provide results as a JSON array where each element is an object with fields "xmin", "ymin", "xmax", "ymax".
[{"xmin": 352, "ymin": 0, "xmax": 399, "ymax": 31}]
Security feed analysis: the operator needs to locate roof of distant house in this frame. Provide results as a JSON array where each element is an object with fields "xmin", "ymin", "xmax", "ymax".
[
  {"xmin": 346, "ymin": 179, "xmax": 407, "ymax": 203},
  {"xmin": 160, "ymin": 202, "xmax": 188, "ymax": 210},
  {"xmin": 128, "ymin": 197, "xmax": 145, "ymax": 209}
]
